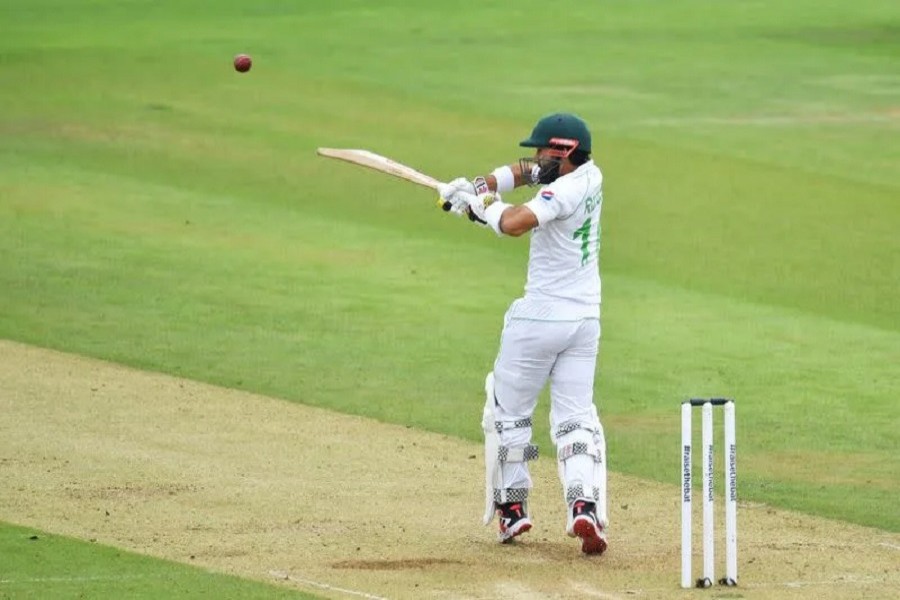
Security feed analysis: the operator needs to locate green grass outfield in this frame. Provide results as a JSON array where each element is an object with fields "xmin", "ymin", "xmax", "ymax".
[
  {"xmin": 2, "ymin": 0, "xmax": 898, "ymax": 596},
  {"xmin": 0, "ymin": 523, "xmax": 315, "ymax": 599}
]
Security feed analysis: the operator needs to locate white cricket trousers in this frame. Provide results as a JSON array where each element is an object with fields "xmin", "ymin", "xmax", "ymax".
[{"xmin": 491, "ymin": 312, "xmax": 601, "ymax": 493}]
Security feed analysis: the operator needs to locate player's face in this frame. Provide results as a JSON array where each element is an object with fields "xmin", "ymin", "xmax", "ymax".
[{"xmin": 534, "ymin": 148, "xmax": 565, "ymax": 183}]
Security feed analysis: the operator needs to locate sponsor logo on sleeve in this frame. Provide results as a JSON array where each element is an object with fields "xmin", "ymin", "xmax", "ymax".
[{"xmin": 540, "ymin": 189, "xmax": 555, "ymax": 202}]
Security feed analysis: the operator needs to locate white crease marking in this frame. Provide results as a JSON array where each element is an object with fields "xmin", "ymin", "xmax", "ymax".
[{"xmin": 269, "ymin": 570, "xmax": 388, "ymax": 600}]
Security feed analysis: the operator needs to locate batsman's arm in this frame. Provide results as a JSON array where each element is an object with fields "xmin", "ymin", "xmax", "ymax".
[
  {"xmin": 478, "ymin": 162, "xmax": 538, "ymax": 193},
  {"xmin": 495, "ymin": 204, "xmax": 539, "ymax": 237},
  {"xmin": 461, "ymin": 192, "xmax": 539, "ymax": 237},
  {"xmin": 440, "ymin": 163, "xmax": 537, "ymax": 212}
]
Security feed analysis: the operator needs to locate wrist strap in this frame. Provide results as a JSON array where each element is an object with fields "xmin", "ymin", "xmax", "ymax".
[
  {"xmin": 484, "ymin": 199, "xmax": 509, "ymax": 236},
  {"xmin": 491, "ymin": 165, "xmax": 515, "ymax": 193}
]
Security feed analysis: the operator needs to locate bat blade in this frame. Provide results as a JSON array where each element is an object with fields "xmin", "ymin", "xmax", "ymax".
[{"xmin": 316, "ymin": 147, "xmax": 441, "ymax": 190}]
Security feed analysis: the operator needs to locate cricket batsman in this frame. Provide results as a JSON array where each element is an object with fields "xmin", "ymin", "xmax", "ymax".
[{"xmin": 438, "ymin": 112, "xmax": 609, "ymax": 555}]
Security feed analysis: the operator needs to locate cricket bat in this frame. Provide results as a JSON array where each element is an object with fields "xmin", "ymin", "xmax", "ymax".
[{"xmin": 316, "ymin": 148, "xmax": 441, "ymax": 191}]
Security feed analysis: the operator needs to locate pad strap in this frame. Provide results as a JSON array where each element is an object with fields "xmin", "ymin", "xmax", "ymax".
[
  {"xmin": 554, "ymin": 421, "xmax": 598, "ymax": 439},
  {"xmin": 494, "ymin": 488, "xmax": 529, "ymax": 503},
  {"xmin": 566, "ymin": 483, "xmax": 601, "ymax": 503},
  {"xmin": 495, "ymin": 417, "xmax": 532, "ymax": 433},
  {"xmin": 557, "ymin": 441, "xmax": 601, "ymax": 462},
  {"xmin": 499, "ymin": 444, "xmax": 539, "ymax": 463}
]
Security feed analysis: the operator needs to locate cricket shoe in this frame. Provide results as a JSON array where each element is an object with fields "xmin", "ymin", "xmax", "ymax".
[
  {"xmin": 567, "ymin": 500, "xmax": 607, "ymax": 555},
  {"xmin": 496, "ymin": 502, "xmax": 532, "ymax": 543}
]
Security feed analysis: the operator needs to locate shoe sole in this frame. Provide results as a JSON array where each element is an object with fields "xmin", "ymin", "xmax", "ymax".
[
  {"xmin": 572, "ymin": 519, "xmax": 607, "ymax": 555},
  {"xmin": 499, "ymin": 520, "xmax": 533, "ymax": 543}
]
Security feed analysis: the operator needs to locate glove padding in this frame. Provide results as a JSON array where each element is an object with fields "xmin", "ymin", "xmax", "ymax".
[
  {"xmin": 437, "ymin": 178, "xmax": 476, "ymax": 217},
  {"xmin": 443, "ymin": 190, "xmax": 500, "ymax": 227},
  {"xmin": 437, "ymin": 179, "xmax": 490, "ymax": 225},
  {"xmin": 446, "ymin": 177, "xmax": 477, "ymax": 196},
  {"xmin": 463, "ymin": 191, "xmax": 502, "ymax": 224},
  {"xmin": 436, "ymin": 186, "xmax": 490, "ymax": 226}
]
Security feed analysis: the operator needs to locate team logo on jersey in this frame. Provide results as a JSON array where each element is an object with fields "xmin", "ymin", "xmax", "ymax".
[{"xmin": 540, "ymin": 190, "xmax": 555, "ymax": 202}]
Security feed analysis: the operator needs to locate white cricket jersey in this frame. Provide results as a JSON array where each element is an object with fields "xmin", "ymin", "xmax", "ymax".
[{"xmin": 508, "ymin": 160, "xmax": 603, "ymax": 322}]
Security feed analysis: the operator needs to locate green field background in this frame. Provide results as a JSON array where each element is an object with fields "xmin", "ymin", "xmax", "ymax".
[
  {"xmin": 1, "ymin": 0, "xmax": 898, "ymax": 595},
  {"xmin": 0, "ymin": 523, "xmax": 315, "ymax": 599}
]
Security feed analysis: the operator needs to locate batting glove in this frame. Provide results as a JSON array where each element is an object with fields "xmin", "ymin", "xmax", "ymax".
[
  {"xmin": 466, "ymin": 192, "xmax": 502, "ymax": 223},
  {"xmin": 446, "ymin": 177, "xmax": 478, "ymax": 196},
  {"xmin": 436, "ymin": 183, "xmax": 470, "ymax": 217}
]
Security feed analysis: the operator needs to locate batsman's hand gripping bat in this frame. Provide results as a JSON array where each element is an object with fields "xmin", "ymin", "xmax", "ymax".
[{"xmin": 316, "ymin": 147, "xmax": 456, "ymax": 212}]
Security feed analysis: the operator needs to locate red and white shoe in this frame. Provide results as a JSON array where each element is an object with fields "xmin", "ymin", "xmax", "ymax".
[
  {"xmin": 568, "ymin": 500, "xmax": 608, "ymax": 555},
  {"xmin": 497, "ymin": 502, "xmax": 533, "ymax": 543}
]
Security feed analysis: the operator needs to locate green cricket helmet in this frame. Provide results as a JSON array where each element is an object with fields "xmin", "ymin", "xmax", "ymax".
[
  {"xmin": 519, "ymin": 112, "xmax": 592, "ymax": 156},
  {"xmin": 519, "ymin": 112, "xmax": 591, "ymax": 184}
]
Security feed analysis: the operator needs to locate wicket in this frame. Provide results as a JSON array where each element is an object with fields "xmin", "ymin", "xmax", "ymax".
[{"xmin": 681, "ymin": 398, "xmax": 737, "ymax": 589}]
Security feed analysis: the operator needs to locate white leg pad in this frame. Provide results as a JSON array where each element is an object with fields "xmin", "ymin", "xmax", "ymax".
[
  {"xmin": 482, "ymin": 371, "xmax": 538, "ymax": 525},
  {"xmin": 482, "ymin": 374, "xmax": 500, "ymax": 525},
  {"xmin": 555, "ymin": 407, "xmax": 608, "ymax": 529}
]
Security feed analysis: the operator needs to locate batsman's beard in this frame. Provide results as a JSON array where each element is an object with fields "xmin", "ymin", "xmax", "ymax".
[{"xmin": 517, "ymin": 157, "xmax": 563, "ymax": 185}]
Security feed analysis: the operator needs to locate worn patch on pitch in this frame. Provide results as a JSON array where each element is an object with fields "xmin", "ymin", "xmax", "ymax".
[{"xmin": 1, "ymin": 340, "xmax": 898, "ymax": 599}]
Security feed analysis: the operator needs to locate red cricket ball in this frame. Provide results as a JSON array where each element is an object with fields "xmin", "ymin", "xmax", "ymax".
[{"xmin": 233, "ymin": 54, "xmax": 252, "ymax": 73}]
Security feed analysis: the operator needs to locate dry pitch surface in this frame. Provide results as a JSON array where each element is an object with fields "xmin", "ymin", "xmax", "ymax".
[{"xmin": 1, "ymin": 340, "xmax": 897, "ymax": 600}]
